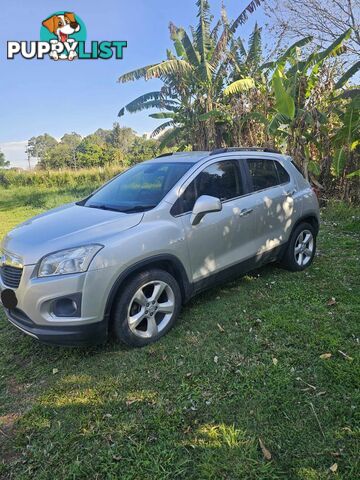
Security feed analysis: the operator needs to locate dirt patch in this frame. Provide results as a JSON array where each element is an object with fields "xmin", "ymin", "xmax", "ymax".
[{"xmin": 0, "ymin": 412, "xmax": 22, "ymax": 473}]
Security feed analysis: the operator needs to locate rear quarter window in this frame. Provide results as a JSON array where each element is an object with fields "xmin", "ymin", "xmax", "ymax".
[{"xmin": 275, "ymin": 162, "xmax": 290, "ymax": 184}]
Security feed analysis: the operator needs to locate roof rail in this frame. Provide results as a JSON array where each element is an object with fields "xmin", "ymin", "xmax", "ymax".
[
  {"xmin": 210, "ymin": 147, "xmax": 281, "ymax": 156},
  {"xmin": 156, "ymin": 152, "xmax": 174, "ymax": 159}
]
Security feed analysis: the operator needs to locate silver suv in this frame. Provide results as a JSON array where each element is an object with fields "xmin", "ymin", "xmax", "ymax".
[{"xmin": 0, "ymin": 149, "xmax": 320, "ymax": 347}]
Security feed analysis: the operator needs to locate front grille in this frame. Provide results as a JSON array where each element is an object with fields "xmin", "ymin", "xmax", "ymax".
[{"xmin": 0, "ymin": 265, "xmax": 23, "ymax": 288}]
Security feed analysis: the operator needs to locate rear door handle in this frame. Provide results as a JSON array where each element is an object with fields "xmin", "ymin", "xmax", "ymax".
[
  {"xmin": 285, "ymin": 189, "xmax": 296, "ymax": 196},
  {"xmin": 239, "ymin": 208, "xmax": 253, "ymax": 217}
]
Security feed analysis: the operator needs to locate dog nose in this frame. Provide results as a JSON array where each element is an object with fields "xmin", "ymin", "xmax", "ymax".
[{"xmin": 70, "ymin": 22, "xmax": 78, "ymax": 29}]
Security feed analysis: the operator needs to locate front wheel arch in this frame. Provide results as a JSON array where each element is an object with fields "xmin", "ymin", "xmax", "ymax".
[{"xmin": 104, "ymin": 255, "xmax": 191, "ymax": 327}]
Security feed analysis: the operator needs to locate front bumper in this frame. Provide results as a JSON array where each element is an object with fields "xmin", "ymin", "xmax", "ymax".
[
  {"xmin": 0, "ymin": 263, "xmax": 120, "ymax": 346},
  {"xmin": 3, "ymin": 306, "xmax": 107, "ymax": 345}
]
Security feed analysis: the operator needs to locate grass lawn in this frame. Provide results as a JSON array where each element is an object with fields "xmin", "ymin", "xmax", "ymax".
[{"xmin": 0, "ymin": 186, "xmax": 359, "ymax": 479}]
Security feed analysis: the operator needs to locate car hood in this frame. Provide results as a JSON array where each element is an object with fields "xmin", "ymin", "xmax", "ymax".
[{"xmin": 1, "ymin": 203, "xmax": 143, "ymax": 265}]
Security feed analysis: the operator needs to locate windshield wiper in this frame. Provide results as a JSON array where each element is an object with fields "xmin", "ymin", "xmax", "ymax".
[
  {"xmin": 86, "ymin": 204, "xmax": 156, "ymax": 213},
  {"xmin": 87, "ymin": 204, "xmax": 123, "ymax": 212},
  {"xmin": 121, "ymin": 205, "xmax": 157, "ymax": 213}
]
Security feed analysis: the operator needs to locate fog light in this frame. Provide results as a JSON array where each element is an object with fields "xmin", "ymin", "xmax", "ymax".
[{"xmin": 53, "ymin": 297, "xmax": 79, "ymax": 317}]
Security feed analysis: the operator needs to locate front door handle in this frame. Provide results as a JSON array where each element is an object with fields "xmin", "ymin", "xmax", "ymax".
[{"xmin": 239, "ymin": 208, "xmax": 253, "ymax": 217}]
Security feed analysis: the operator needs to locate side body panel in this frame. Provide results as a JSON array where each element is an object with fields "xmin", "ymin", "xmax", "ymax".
[{"xmin": 179, "ymin": 194, "xmax": 259, "ymax": 282}]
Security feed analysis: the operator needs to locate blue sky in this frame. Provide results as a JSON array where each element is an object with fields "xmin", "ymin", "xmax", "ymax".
[{"xmin": 0, "ymin": 0, "xmax": 267, "ymax": 167}]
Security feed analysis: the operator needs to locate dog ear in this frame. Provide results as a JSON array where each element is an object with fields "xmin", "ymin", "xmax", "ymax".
[
  {"xmin": 42, "ymin": 15, "xmax": 57, "ymax": 33},
  {"xmin": 64, "ymin": 12, "xmax": 76, "ymax": 23}
]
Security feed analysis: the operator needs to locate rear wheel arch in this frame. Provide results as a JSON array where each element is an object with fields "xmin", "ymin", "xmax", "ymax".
[
  {"xmin": 292, "ymin": 214, "xmax": 319, "ymax": 236},
  {"xmin": 104, "ymin": 255, "xmax": 191, "ymax": 324},
  {"xmin": 278, "ymin": 215, "xmax": 319, "ymax": 262}
]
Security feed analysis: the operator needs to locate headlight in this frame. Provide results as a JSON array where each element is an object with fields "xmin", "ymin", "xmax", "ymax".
[{"xmin": 38, "ymin": 245, "xmax": 103, "ymax": 277}]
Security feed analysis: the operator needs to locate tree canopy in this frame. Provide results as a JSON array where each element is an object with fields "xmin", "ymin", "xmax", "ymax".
[
  {"xmin": 28, "ymin": 124, "xmax": 163, "ymax": 170},
  {"xmin": 0, "ymin": 149, "xmax": 9, "ymax": 168}
]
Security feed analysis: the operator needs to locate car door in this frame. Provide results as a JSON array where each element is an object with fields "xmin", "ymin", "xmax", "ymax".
[
  {"xmin": 172, "ymin": 159, "xmax": 259, "ymax": 283},
  {"xmin": 244, "ymin": 157, "xmax": 297, "ymax": 256}
]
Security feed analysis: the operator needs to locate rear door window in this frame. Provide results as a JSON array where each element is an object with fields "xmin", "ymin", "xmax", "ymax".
[{"xmin": 247, "ymin": 158, "xmax": 289, "ymax": 192}]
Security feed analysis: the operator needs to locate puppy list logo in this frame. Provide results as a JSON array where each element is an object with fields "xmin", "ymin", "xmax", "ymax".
[{"xmin": 7, "ymin": 11, "xmax": 127, "ymax": 61}]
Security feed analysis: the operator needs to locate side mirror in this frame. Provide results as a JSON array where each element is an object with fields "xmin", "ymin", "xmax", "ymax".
[{"xmin": 190, "ymin": 195, "xmax": 222, "ymax": 226}]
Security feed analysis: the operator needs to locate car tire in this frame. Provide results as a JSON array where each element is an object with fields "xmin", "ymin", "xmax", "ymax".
[
  {"xmin": 112, "ymin": 269, "xmax": 182, "ymax": 347},
  {"xmin": 281, "ymin": 222, "xmax": 317, "ymax": 272}
]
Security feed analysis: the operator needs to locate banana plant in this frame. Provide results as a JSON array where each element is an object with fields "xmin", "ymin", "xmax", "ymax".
[
  {"xmin": 332, "ymin": 92, "xmax": 360, "ymax": 178},
  {"xmin": 117, "ymin": 0, "xmax": 262, "ymax": 149},
  {"xmin": 228, "ymin": 29, "xmax": 353, "ymax": 177}
]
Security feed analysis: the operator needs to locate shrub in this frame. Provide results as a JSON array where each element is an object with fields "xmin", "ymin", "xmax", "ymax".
[{"xmin": 0, "ymin": 166, "xmax": 124, "ymax": 189}]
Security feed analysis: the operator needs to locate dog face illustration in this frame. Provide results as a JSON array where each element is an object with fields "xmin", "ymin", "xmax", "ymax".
[
  {"xmin": 42, "ymin": 12, "xmax": 81, "ymax": 60},
  {"xmin": 42, "ymin": 12, "xmax": 80, "ymax": 42}
]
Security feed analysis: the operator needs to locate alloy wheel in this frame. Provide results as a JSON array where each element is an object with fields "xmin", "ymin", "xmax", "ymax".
[
  {"xmin": 294, "ymin": 229, "xmax": 314, "ymax": 267},
  {"xmin": 127, "ymin": 280, "xmax": 175, "ymax": 339}
]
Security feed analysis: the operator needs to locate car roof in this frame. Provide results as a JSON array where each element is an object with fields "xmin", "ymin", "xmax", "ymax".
[{"xmin": 148, "ymin": 149, "xmax": 291, "ymax": 164}]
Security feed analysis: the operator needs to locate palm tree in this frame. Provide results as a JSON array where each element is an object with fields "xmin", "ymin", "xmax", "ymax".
[{"xmin": 117, "ymin": 0, "xmax": 263, "ymax": 150}]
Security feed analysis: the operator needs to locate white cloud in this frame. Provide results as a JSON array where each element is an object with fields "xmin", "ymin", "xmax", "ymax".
[{"xmin": 0, "ymin": 140, "xmax": 34, "ymax": 169}]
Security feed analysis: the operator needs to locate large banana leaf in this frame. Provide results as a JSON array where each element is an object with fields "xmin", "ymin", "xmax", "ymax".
[
  {"xmin": 346, "ymin": 169, "xmax": 360, "ymax": 178},
  {"xmin": 196, "ymin": 0, "xmax": 212, "ymax": 82},
  {"xmin": 119, "ymin": 91, "xmax": 162, "ymax": 115},
  {"xmin": 210, "ymin": 6, "xmax": 232, "ymax": 70},
  {"xmin": 169, "ymin": 23, "xmax": 186, "ymax": 58},
  {"xmin": 118, "ymin": 64, "xmax": 157, "ymax": 83},
  {"xmin": 177, "ymin": 27, "xmax": 200, "ymax": 66},
  {"xmin": 146, "ymin": 60, "xmax": 194, "ymax": 79},
  {"xmin": 149, "ymin": 112, "xmax": 175, "ymax": 119},
  {"xmin": 210, "ymin": 19, "xmax": 222, "ymax": 43},
  {"xmin": 118, "ymin": 93, "xmax": 178, "ymax": 117},
  {"xmin": 224, "ymin": 78, "xmax": 255, "ymax": 95},
  {"xmin": 302, "ymin": 28, "xmax": 352, "ymax": 76},
  {"xmin": 232, "ymin": 37, "xmax": 247, "ymax": 62},
  {"xmin": 332, "ymin": 147, "xmax": 347, "ymax": 177},
  {"xmin": 272, "ymin": 68, "xmax": 295, "ymax": 119},
  {"xmin": 210, "ymin": 27, "xmax": 231, "ymax": 69},
  {"xmin": 198, "ymin": 110, "xmax": 227, "ymax": 121},
  {"xmin": 247, "ymin": 23, "xmax": 262, "ymax": 68},
  {"xmin": 317, "ymin": 28, "xmax": 352, "ymax": 62},
  {"xmin": 119, "ymin": 101, "xmax": 178, "ymax": 117},
  {"xmin": 151, "ymin": 121, "xmax": 174, "ymax": 138},
  {"xmin": 275, "ymin": 37, "xmax": 313, "ymax": 70},
  {"xmin": 335, "ymin": 62, "xmax": 360, "ymax": 89},
  {"xmin": 334, "ymin": 96, "xmax": 359, "ymax": 145},
  {"xmin": 231, "ymin": 0, "xmax": 264, "ymax": 33},
  {"xmin": 268, "ymin": 113, "xmax": 291, "ymax": 134}
]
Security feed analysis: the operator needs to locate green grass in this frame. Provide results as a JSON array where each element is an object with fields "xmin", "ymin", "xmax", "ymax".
[{"xmin": 0, "ymin": 187, "xmax": 359, "ymax": 479}]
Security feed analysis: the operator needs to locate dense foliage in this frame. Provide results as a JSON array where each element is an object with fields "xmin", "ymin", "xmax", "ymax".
[
  {"xmin": 118, "ymin": 0, "xmax": 359, "ymax": 202},
  {"xmin": 26, "ymin": 124, "xmax": 162, "ymax": 171}
]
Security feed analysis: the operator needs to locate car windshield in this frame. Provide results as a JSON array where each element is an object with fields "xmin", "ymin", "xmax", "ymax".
[{"xmin": 82, "ymin": 162, "xmax": 192, "ymax": 213}]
